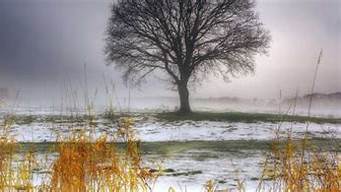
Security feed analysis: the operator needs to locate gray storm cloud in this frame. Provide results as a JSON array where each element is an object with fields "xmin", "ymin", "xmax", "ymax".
[{"xmin": 0, "ymin": 0, "xmax": 340, "ymax": 104}]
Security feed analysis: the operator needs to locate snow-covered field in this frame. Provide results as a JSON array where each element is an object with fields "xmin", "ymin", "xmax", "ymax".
[
  {"xmin": 7, "ymin": 116, "xmax": 341, "ymax": 142},
  {"xmin": 22, "ymin": 147, "xmax": 264, "ymax": 191},
  {"xmin": 1, "ymin": 109, "xmax": 340, "ymax": 191}
]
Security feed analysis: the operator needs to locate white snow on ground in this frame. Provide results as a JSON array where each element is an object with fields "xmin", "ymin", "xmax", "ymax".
[
  {"xmin": 135, "ymin": 120, "xmax": 340, "ymax": 142},
  {"xmin": 27, "ymin": 149, "xmax": 265, "ymax": 192},
  {"xmin": 149, "ymin": 150, "xmax": 265, "ymax": 192},
  {"xmin": 8, "ymin": 118, "xmax": 341, "ymax": 142}
]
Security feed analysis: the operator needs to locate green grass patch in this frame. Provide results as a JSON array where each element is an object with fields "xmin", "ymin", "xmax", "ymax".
[
  {"xmin": 17, "ymin": 138, "xmax": 341, "ymax": 154},
  {"xmin": 156, "ymin": 112, "xmax": 341, "ymax": 124}
]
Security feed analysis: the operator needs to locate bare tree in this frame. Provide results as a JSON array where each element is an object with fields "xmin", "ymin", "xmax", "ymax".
[{"xmin": 105, "ymin": 0, "xmax": 270, "ymax": 113}]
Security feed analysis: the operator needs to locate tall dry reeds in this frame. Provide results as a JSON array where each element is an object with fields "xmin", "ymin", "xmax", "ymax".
[{"xmin": 50, "ymin": 117, "xmax": 158, "ymax": 192}]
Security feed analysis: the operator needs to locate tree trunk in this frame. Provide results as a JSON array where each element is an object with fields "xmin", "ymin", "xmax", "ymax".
[{"xmin": 177, "ymin": 82, "xmax": 191, "ymax": 113}]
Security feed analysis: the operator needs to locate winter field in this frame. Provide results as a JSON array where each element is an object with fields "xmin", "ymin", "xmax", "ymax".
[{"xmin": 1, "ymin": 105, "xmax": 341, "ymax": 192}]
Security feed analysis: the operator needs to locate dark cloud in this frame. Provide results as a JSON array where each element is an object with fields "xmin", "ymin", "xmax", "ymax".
[{"xmin": 0, "ymin": 0, "xmax": 112, "ymax": 83}]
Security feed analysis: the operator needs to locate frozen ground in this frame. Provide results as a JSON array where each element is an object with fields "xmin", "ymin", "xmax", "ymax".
[
  {"xmin": 1, "ymin": 110, "xmax": 340, "ymax": 191},
  {"xmin": 21, "ymin": 145, "xmax": 266, "ymax": 192},
  {"xmin": 6, "ymin": 116, "xmax": 341, "ymax": 142}
]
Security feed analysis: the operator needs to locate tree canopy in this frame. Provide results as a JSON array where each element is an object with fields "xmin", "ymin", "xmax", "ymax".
[{"xmin": 105, "ymin": 0, "xmax": 271, "ymax": 113}]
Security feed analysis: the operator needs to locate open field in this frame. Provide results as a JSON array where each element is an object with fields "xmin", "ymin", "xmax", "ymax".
[
  {"xmin": 9, "ymin": 138, "xmax": 341, "ymax": 191},
  {"xmin": 3, "ymin": 112, "xmax": 340, "ymax": 143},
  {"xmin": 1, "ymin": 109, "xmax": 341, "ymax": 191}
]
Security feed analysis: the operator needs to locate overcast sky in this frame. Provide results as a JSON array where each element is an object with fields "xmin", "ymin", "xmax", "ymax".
[{"xmin": 0, "ymin": 0, "xmax": 340, "ymax": 103}]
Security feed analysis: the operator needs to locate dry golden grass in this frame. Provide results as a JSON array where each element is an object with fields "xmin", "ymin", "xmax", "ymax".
[
  {"xmin": 256, "ymin": 135, "xmax": 341, "ymax": 192},
  {"xmin": 0, "ymin": 116, "xmax": 158, "ymax": 192},
  {"xmin": 0, "ymin": 114, "xmax": 17, "ymax": 191},
  {"xmin": 50, "ymin": 117, "xmax": 158, "ymax": 192}
]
